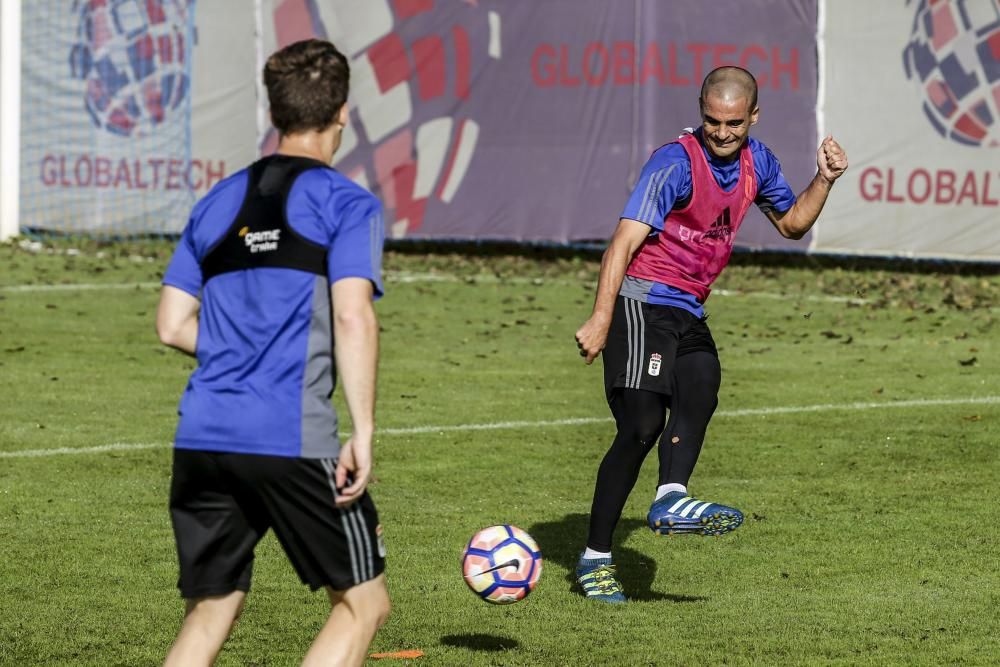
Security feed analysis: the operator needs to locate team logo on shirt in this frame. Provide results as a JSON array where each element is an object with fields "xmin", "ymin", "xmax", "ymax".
[
  {"xmin": 648, "ymin": 353, "xmax": 662, "ymax": 377},
  {"xmin": 238, "ymin": 226, "xmax": 281, "ymax": 253},
  {"xmin": 679, "ymin": 208, "xmax": 733, "ymax": 245}
]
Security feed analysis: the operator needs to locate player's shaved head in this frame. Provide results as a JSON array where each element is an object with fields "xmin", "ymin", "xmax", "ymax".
[
  {"xmin": 700, "ymin": 66, "xmax": 758, "ymax": 111},
  {"xmin": 697, "ymin": 66, "xmax": 760, "ymax": 159}
]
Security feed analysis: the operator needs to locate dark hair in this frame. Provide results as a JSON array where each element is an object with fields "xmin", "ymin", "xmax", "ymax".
[
  {"xmin": 700, "ymin": 66, "xmax": 758, "ymax": 110},
  {"xmin": 264, "ymin": 39, "xmax": 350, "ymax": 135}
]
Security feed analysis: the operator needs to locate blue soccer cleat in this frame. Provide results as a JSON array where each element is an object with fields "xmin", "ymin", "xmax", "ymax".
[
  {"xmin": 647, "ymin": 491, "xmax": 744, "ymax": 536},
  {"xmin": 575, "ymin": 556, "xmax": 626, "ymax": 604}
]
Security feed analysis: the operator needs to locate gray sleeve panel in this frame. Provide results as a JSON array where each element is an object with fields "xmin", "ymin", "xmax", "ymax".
[
  {"xmin": 619, "ymin": 275, "xmax": 654, "ymax": 302},
  {"xmin": 300, "ymin": 274, "xmax": 340, "ymax": 459}
]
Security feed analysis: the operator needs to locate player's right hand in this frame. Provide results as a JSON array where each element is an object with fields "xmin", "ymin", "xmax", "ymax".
[
  {"xmin": 575, "ymin": 316, "xmax": 610, "ymax": 365},
  {"xmin": 334, "ymin": 435, "xmax": 372, "ymax": 507}
]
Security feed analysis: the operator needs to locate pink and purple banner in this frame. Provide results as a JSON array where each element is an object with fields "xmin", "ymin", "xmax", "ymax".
[
  {"xmin": 22, "ymin": 0, "xmax": 818, "ymax": 250},
  {"xmin": 263, "ymin": 0, "xmax": 818, "ymax": 246}
]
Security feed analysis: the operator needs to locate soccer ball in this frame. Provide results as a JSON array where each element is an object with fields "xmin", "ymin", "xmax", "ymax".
[{"xmin": 461, "ymin": 525, "xmax": 542, "ymax": 605}]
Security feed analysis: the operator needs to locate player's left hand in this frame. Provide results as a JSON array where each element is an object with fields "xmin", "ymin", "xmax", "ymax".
[
  {"xmin": 817, "ymin": 135, "xmax": 848, "ymax": 184},
  {"xmin": 334, "ymin": 435, "xmax": 372, "ymax": 508}
]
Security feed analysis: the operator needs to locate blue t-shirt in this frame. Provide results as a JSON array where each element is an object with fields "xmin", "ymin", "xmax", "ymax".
[
  {"xmin": 163, "ymin": 163, "xmax": 384, "ymax": 458},
  {"xmin": 619, "ymin": 129, "xmax": 796, "ymax": 317}
]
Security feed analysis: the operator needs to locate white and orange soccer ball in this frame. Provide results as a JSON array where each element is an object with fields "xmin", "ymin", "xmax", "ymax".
[{"xmin": 461, "ymin": 525, "xmax": 542, "ymax": 605}]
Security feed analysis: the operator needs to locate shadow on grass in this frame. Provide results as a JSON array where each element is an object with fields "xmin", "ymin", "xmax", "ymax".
[
  {"xmin": 440, "ymin": 634, "xmax": 520, "ymax": 652},
  {"xmin": 529, "ymin": 513, "xmax": 708, "ymax": 603}
]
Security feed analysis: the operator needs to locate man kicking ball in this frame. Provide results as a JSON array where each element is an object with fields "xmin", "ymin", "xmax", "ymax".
[{"xmin": 574, "ymin": 66, "xmax": 848, "ymax": 603}]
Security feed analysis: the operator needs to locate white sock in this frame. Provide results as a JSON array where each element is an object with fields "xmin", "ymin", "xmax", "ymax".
[
  {"xmin": 655, "ymin": 483, "xmax": 687, "ymax": 501},
  {"xmin": 582, "ymin": 547, "xmax": 612, "ymax": 561}
]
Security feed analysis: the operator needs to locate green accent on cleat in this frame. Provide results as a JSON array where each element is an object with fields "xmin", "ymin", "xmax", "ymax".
[{"xmin": 576, "ymin": 560, "xmax": 626, "ymax": 604}]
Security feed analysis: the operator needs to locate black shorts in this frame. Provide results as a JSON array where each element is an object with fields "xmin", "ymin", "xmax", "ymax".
[
  {"xmin": 602, "ymin": 295, "xmax": 718, "ymax": 400},
  {"xmin": 169, "ymin": 449, "xmax": 386, "ymax": 599}
]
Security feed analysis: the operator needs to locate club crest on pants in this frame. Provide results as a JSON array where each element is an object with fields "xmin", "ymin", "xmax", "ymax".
[
  {"xmin": 376, "ymin": 524, "xmax": 387, "ymax": 558},
  {"xmin": 648, "ymin": 353, "xmax": 662, "ymax": 376}
]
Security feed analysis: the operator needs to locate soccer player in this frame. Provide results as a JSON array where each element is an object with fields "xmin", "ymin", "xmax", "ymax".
[
  {"xmin": 156, "ymin": 39, "xmax": 389, "ymax": 664},
  {"xmin": 573, "ymin": 66, "xmax": 848, "ymax": 603}
]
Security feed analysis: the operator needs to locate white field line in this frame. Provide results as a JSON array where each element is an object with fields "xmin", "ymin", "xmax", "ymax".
[
  {"xmin": 2, "ymin": 395, "xmax": 997, "ymax": 460},
  {"xmin": 0, "ymin": 282, "xmax": 161, "ymax": 292},
  {"xmin": 0, "ymin": 271, "xmax": 867, "ymax": 304},
  {"xmin": 712, "ymin": 288, "xmax": 865, "ymax": 304},
  {"xmin": 0, "ymin": 273, "xmax": 464, "ymax": 292}
]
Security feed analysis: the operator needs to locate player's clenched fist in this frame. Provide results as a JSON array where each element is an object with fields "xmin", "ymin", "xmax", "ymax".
[
  {"xmin": 575, "ymin": 315, "xmax": 610, "ymax": 365},
  {"xmin": 817, "ymin": 135, "xmax": 848, "ymax": 184}
]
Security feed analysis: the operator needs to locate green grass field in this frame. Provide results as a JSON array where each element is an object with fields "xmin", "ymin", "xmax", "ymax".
[{"xmin": 1, "ymin": 239, "xmax": 997, "ymax": 666}]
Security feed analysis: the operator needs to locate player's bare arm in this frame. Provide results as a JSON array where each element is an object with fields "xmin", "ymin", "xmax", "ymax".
[
  {"xmin": 156, "ymin": 285, "xmax": 200, "ymax": 356},
  {"xmin": 331, "ymin": 277, "xmax": 379, "ymax": 507},
  {"xmin": 575, "ymin": 218, "xmax": 650, "ymax": 364},
  {"xmin": 765, "ymin": 135, "xmax": 848, "ymax": 239}
]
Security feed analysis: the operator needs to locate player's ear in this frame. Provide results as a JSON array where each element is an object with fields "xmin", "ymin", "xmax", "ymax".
[
  {"xmin": 267, "ymin": 110, "xmax": 285, "ymax": 140},
  {"xmin": 336, "ymin": 103, "xmax": 349, "ymax": 129},
  {"xmin": 750, "ymin": 106, "xmax": 760, "ymax": 127}
]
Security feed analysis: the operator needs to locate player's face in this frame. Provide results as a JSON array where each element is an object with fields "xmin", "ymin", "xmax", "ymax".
[{"xmin": 699, "ymin": 94, "xmax": 759, "ymax": 160}]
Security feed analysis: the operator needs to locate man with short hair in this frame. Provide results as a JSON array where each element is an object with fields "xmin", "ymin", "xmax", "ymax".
[
  {"xmin": 574, "ymin": 66, "xmax": 848, "ymax": 603},
  {"xmin": 156, "ymin": 39, "xmax": 389, "ymax": 665}
]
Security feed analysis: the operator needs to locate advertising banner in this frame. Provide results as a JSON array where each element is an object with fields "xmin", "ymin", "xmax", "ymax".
[
  {"xmin": 19, "ymin": 0, "xmax": 256, "ymax": 235},
  {"xmin": 20, "ymin": 0, "xmax": 818, "ymax": 249},
  {"xmin": 816, "ymin": 0, "xmax": 1000, "ymax": 261},
  {"xmin": 262, "ymin": 0, "xmax": 818, "ymax": 245}
]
